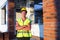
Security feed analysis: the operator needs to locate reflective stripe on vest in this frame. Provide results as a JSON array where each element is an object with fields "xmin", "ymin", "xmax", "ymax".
[{"xmin": 16, "ymin": 30, "xmax": 32, "ymax": 37}]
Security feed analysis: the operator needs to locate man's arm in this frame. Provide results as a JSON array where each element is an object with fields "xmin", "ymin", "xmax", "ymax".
[
  {"xmin": 16, "ymin": 22, "xmax": 24, "ymax": 30},
  {"xmin": 23, "ymin": 23, "xmax": 31, "ymax": 30},
  {"xmin": 16, "ymin": 22, "xmax": 31, "ymax": 30}
]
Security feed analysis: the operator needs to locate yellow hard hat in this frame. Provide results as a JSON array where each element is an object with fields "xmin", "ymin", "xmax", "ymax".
[{"xmin": 21, "ymin": 7, "xmax": 27, "ymax": 11}]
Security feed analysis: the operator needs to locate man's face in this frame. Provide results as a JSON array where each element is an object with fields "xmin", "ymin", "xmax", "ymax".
[{"xmin": 21, "ymin": 11, "xmax": 27, "ymax": 17}]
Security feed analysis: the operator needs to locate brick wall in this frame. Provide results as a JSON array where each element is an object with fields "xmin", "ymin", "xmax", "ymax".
[
  {"xmin": 43, "ymin": 0, "xmax": 56, "ymax": 40},
  {"xmin": 8, "ymin": 0, "xmax": 15, "ymax": 40},
  {"xmin": 43, "ymin": 0, "xmax": 60, "ymax": 40}
]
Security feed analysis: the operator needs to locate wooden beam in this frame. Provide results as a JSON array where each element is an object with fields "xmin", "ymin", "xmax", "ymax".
[{"xmin": 8, "ymin": 0, "xmax": 15, "ymax": 40}]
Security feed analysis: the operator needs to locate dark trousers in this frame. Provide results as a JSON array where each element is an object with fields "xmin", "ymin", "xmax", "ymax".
[{"xmin": 17, "ymin": 37, "xmax": 30, "ymax": 40}]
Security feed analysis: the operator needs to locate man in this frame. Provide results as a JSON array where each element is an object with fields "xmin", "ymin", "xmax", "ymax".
[{"xmin": 16, "ymin": 7, "xmax": 32, "ymax": 40}]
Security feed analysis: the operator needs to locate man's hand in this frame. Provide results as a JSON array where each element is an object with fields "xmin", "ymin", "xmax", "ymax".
[
  {"xmin": 16, "ymin": 22, "xmax": 23, "ymax": 30},
  {"xmin": 22, "ymin": 25, "xmax": 31, "ymax": 31},
  {"xmin": 16, "ymin": 22, "xmax": 27, "ymax": 30},
  {"xmin": 16, "ymin": 22, "xmax": 31, "ymax": 31},
  {"xmin": 16, "ymin": 26, "xmax": 23, "ymax": 30}
]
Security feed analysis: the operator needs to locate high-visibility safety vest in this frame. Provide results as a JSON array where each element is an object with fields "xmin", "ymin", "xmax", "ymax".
[{"xmin": 16, "ymin": 18, "xmax": 32, "ymax": 38}]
